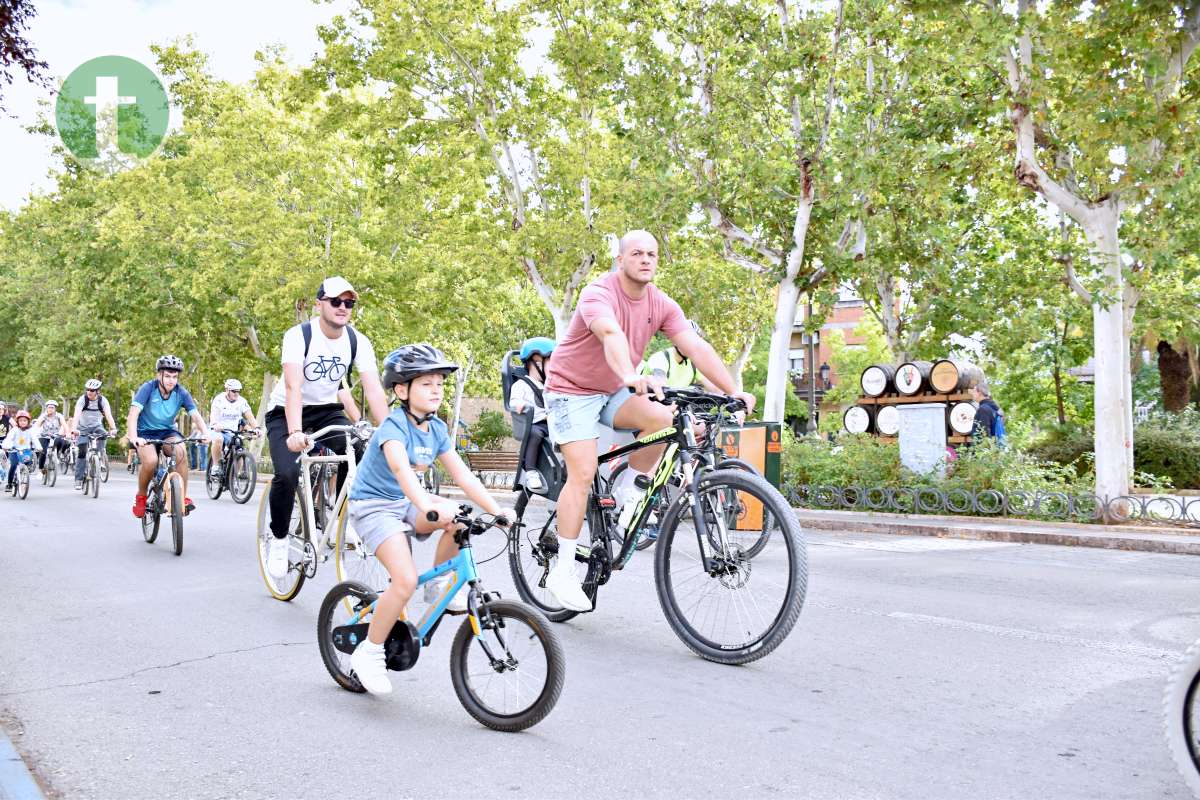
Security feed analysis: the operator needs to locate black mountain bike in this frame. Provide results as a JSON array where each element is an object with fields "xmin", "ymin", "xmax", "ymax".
[
  {"xmin": 205, "ymin": 425, "xmax": 260, "ymax": 504},
  {"xmin": 508, "ymin": 387, "xmax": 808, "ymax": 665},
  {"xmin": 139, "ymin": 437, "xmax": 201, "ymax": 556}
]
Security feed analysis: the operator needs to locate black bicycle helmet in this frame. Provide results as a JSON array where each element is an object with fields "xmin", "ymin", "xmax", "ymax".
[
  {"xmin": 382, "ymin": 344, "xmax": 459, "ymax": 390},
  {"xmin": 156, "ymin": 354, "xmax": 184, "ymax": 372}
]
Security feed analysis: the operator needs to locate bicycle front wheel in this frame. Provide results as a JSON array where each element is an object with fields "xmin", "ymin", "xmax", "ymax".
[
  {"xmin": 1165, "ymin": 637, "xmax": 1200, "ymax": 798},
  {"xmin": 142, "ymin": 490, "xmax": 161, "ymax": 543},
  {"xmin": 99, "ymin": 451, "xmax": 110, "ymax": 483},
  {"xmin": 450, "ymin": 598, "xmax": 564, "ymax": 732},
  {"xmin": 46, "ymin": 457, "xmax": 56, "ymax": 487},
  {"xmin": 654, "ymin": 468, "xmax": 807, "ymax": 665},
  {"xmin": 89, "ymin": 456, "xmax": 100, "ymax": 499},
  {"xmin": 230, "ymin": 452, "xmax": 257, "ymax": 504},
  {"xmin": 335, "ymin": 503, "xmax": 389, "ymax": 593},
  {"xmin": 168, "ymin": 473, "xmax": 184, "ymax": 555},
  {"xmin": 256, "ymin": 486, "xmax": 307, "ymax": 601},
  {"xmin": 17, "ymin": 465, "xmax": 30, "ymax": 499}
]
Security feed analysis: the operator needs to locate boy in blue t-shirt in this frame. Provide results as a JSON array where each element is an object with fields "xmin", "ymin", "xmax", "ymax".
[
  {"xmin": 126, "ymin": 354, "xmax": 213, "ymax": 519},
  {"xmin": 347, "ymin": 343, "xmax": 511, "ymax": 695}
]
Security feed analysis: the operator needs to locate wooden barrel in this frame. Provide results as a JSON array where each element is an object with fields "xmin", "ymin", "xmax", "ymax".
[
  {"xmin": 930, "ymin": 359, "xmax": 985, "ymax": 394},
  {"xmin": 860, "ymin": 364, "xmax": 896, "ymax": 397},
  {"xmin": 894, "ymin": 361, "xmax": 933, "ymax": 395},
  {"xmin": 843, "ymin": 405, "xmax": 874, "ymax": 434},
  {"xmin": 947, "ymin": 401, "xmax": 978, "ymax": 435},
  {"xmin": 875, "ymin": 404, "xmax": 900, "ymax": 436}
]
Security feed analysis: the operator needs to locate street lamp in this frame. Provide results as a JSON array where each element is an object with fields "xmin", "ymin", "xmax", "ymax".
[{"xmin": 819, "ymin": 361, "xmax": 831, "ymax": 389}]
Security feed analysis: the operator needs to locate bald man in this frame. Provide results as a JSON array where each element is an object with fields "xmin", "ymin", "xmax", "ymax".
[{"xmin": 540, "ymin": 229, "xmax": 756, "ymax": 610}]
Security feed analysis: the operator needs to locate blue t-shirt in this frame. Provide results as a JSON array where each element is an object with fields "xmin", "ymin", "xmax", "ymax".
[
  {"xmin": 350, "ymin": 410, "xmax": 451, "ymax": 501},
  {"xmin": 131, "ymin": 379, "xmax": 197, "ymax": 433}
]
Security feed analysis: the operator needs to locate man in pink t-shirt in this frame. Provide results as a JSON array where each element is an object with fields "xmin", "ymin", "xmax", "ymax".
[{"xmin": 540, "ymin": 229, "xmax": 757, "ymax": 611}]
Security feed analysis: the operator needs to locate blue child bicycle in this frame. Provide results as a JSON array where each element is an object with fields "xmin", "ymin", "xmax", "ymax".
[{"xmin": 318, "ymin": 504, "xmax": 565, "ymax": 731}]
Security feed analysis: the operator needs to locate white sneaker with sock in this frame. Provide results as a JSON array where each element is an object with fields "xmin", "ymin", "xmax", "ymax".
[
  {"xmin": 350, "ymin": 639, "xmax": 392, "ymax": 694},
  {"xmin": 424, "ymin": 575, "xmax": 468, "ymax": 612},
  {"xmin": 545, "ymin": 538, "xmax": 591, "ymax": 611},
  {"xmin": 267, "ymin": 536, "xmax": 290, "ymax": 579}
]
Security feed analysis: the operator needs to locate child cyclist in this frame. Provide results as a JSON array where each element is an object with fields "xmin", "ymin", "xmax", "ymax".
[
  {"xmin": 347, "ymin": 343, "xmax": 512, "ymax": 695},
  {"xmin": 3, "ymin": 410, "xmax": 42, "ymax": 493}
]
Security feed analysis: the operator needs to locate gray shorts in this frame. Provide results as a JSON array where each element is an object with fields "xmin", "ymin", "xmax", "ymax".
[
  {"xmin": 347, "ymin": 497, "xmax": 426, "ymax": 554},
  {"xmin": 545, "ymin": 388, "xmax": 634, "ymax": 444}
]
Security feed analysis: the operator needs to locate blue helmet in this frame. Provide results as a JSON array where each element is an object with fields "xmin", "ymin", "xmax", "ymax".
[{"xmin": 519, "ymin": 337, "xmax": 556, "ymax": 363}]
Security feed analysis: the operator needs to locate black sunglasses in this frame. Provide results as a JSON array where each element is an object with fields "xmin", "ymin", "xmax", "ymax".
[{"xmin": 326, "ymin": 297, "xmax": 356, "ymax": 309}]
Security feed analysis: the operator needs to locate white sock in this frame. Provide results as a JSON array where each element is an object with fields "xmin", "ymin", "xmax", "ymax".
[
  {"xmin": 361, "ymin": 638, "xmax": 385, "ymax": 652},
  {"xmin": 556, "ymin": 536, "xmax": 579, "ymax": 574},
  {"xmin": 614, "ymin": 467, "xmax": 648, "ymax": 495}
]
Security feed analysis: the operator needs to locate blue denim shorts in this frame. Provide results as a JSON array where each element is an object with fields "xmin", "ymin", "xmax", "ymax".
[{"xmin": 544, "ymin": 388, "xmax": 634, "ymax": 444}]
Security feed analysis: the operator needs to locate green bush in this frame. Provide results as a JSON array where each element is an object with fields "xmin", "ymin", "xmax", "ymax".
[
  {"xmin": 1025, "ymin": 410, "xmax": 1200, "ymax": 489},
  {"xmin": 471, "ymin": 409, "xmax": 512, "ymax": 451},
  {"xmin": 782, "ymin": 431, "xmax": 908, "ymax": 487}
]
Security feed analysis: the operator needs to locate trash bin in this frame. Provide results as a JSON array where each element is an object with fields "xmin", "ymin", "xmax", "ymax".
[{"xmin": 716, "ymin": 421, "xmax": 783, "ymax": 531}]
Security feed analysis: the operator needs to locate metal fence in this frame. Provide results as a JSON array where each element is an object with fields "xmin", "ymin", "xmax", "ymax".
[{"xmin": 784, "ymin": 483, "xmax": 1200, "ymax": 528}]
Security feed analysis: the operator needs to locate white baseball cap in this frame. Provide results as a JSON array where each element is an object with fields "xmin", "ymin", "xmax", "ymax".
[{"xmin": 316, "ymin": 276, "xmax": 358, "ymax": 300}]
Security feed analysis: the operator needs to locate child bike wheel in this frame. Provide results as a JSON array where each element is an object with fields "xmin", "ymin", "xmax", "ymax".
[
  {"xmin": 205, "ymin": 458, "xmax": 224, "ymax": 500},
  {"xmin": 317, "ymin": 580, "xmax": 373, "ymax": 693},
  {"xmin": 168, "ymin": 472, "xmax": 184, "ymax": 556},
  {"xmin": 1165, "ymin": 637, "xmax": 1200, "ymax": 798},
  {"xmin": 507, "ymin": 513, "xmax": 578, "ymax": 623},
  {"xmin": 256, "ymin": 487, "xmax": 306, "ymax": 601},
  {"xmin": 230, "ymin": 452, "xmax": 257, "ymax": 504},
  {"xmin": 17, "ymin": 465, "xmax": 30, "ymax": 499},
  {"xmin": 450, "ymin": 599, "xmax": 565, "ymax": 732}
]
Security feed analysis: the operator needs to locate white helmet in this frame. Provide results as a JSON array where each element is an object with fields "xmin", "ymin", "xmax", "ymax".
[
  {"xmin": 224, "ymin": 378, "xmax": 243, "ymax": 391},
  {"xmin": 46, "ymin": 400, "xmax": 58, "ymax": 408},
  {"xmin": 84, "ymin": 379, "xmax": 102, "ymax": 391}
]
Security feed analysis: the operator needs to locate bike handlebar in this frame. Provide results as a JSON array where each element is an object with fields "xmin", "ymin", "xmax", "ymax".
[
  {"xmin": 300, "ymin": 422, "xmax": 374, "ymax": 453},
  {"xmin": 425, "ymin": 504, "xmax": 509, "ymax": 534},
  {"xmin": 649, "ymin": 387, "xmax": 747, "ymax": 414}
]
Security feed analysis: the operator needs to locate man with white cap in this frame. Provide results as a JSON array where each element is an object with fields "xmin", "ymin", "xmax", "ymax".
[{"xmin": 263, "ymin": 276, "xmax": 389, "ymax": 579}]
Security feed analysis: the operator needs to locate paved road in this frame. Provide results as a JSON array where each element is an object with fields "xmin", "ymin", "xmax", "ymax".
[{"xmin": 2, "ymin": 473, "xmax": 1200, "ymax": 799}]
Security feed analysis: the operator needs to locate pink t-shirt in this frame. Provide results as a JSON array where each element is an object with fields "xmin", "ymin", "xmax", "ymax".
[{"xmin": 545, "ymin": 271, "xmax": 689, "ymax": 396}]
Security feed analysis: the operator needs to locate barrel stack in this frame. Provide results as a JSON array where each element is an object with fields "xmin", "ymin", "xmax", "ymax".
[{"xmin": 845, "ymin": 358, "xmax": 985, "ymax": 442}]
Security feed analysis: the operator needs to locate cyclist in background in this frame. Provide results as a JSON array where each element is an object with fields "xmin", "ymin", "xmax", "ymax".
[
  {"xmin": 70, "ymin": 379, "xmax": 118, "ymax": 491},
  {"xmin": 210, "ymin": 378, "xmax": 258, "ymax": 466},
  {"xmin": 639, "ymin": 319, "xmax": 718, "ymax": 390},
  {"xmin": 264, "ymin": 276, "xmax": 389, "ymax": 580},
  {"xmin": 509, "ymin": 336, "xmax": 554, "ymax": 491},
  {"xmin": 3, "ymin": 410, "xmax": 41, "ymax": 494},
  {"xmin": 33, "ymin": 400, "xmax": 71, "ymax": 474},
  {"xmin": 126, "ymin": 356, "xmax": 211, "ymax": 517}
]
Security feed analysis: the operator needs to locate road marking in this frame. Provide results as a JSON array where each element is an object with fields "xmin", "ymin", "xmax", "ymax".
[
  {"xmin": 813, "ymin": 537, "xmax": 1015, "ymax": 553},
  {"xmin": 887, "ymin": 611, "xmax": 1178, "ymax": 661}
]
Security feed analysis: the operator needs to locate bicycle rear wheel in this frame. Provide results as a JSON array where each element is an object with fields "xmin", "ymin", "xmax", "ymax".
[
  {"xmin": 256, "ymin": 486, "xmax": 307, "ymax": 601},
  {"xmin": 335, "ymin": 503, "xmax": 389, "ymax": 593},
  {"xmin": 206, "ymin": 458, "xmax": 224, "ymax": 500},
  {"xmin": 168, "ymin": 473, "xmax": 184, "ymax": 555},
  {"xmin": 654, "ymin": 468, "xmax": 807, "ymax": 665},
  {"xmin": 507, "ymin": 508, "xmax": 578, "ymax": 623},
  {"xmin": 1165, "ymin": 637, "xmax": 1200, "ymax": 798},
  {"xmin": 450, "ymin": 598, "xmax": 564, "ymax": 732},
  {"xmin": 230, "ymin": 452, "xmax": 257, "ymax": 504},
  {"xmin": 317, "ymin": 580, "xmax": 372, "ymax": 693}
]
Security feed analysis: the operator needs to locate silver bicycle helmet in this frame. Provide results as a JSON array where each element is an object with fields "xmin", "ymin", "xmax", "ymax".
[
  {"xmin": 84, "ymin": 378, "xmax": 102, "ymax": 391},
  {"xmin": 224, "ymin": 378, "xmax": 243, "ymax": 391},
  {"xmin": 156, "ymin": 354, "xmax": 184, "ymax": 372}
]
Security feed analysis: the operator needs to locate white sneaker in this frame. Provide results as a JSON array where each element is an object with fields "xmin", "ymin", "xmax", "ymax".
[
  {"xmin": 267, "ymin": 537, "xmax": 290, "ymax": 579},
  {"xmin": 545, "ymin": 565, "xmax": 591, "ymax": 612},
  {"xmin": 350, "ymin": 640, "xmax": 392, "ymax": 695},
  {"xmin": 424, "ymin": 575, "xmax": 468, "ymax": 613}
]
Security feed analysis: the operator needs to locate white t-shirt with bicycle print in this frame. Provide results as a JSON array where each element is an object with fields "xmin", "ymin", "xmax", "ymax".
[{"xmin": 268, "ymin": 318, "xmax": 378, "ymax": 410}]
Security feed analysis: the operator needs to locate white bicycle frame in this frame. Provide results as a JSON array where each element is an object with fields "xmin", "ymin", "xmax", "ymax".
[{"xmin": 293, "ymin": 423, "xmax": 370, "ymax": 564}]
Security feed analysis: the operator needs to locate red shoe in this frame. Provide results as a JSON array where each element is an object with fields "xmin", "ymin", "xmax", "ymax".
[
  {"xmin": 184, "ymin": 497, "xmax": 195, "ymax": 515},
  {"xmin": 132, "ymin": 495, "xmax": 147, "ymax": 518}
]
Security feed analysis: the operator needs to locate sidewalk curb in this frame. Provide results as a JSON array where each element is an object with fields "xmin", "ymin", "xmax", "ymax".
[
  {"xmin": 0, "ymin": 729, "xmax": 46, "ymax": 800},
  {"xmin": 795, "ymin": 509, "xmax": 1200, "ymax": 556}
]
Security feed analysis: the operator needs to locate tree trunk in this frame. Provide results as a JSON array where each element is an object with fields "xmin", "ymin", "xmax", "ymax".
[
  {"xmin": 1082, "ymin": 215, "xmax": 1132, "ymax": 501},
  {"xmin": 763, "ymin": 192, "xmax": 815, "ymax": 422},
  {"xmin": 730, "ymin": 334, "xmax": 755, "ymax": 392},
  {"xmin": 1158, "ymin": 340, "xmax": 1193, "ymax": 411},
  {"xmin": 251, "ymin": 371, "xmax": 276, "ymax": 459}
]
